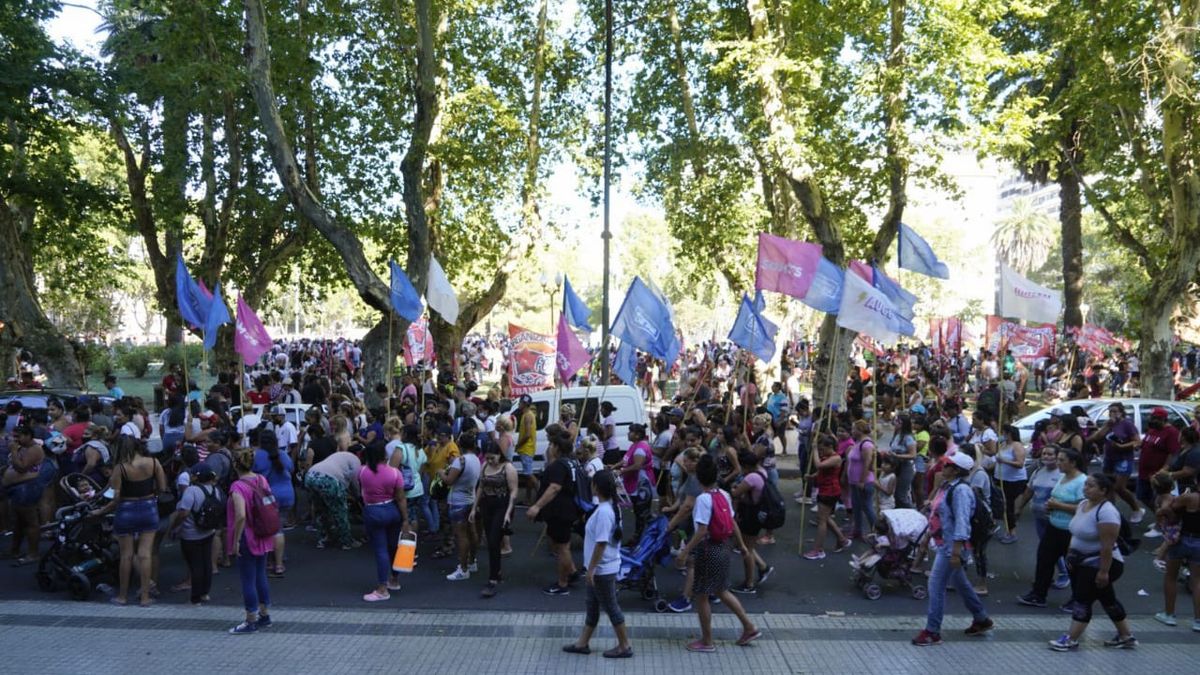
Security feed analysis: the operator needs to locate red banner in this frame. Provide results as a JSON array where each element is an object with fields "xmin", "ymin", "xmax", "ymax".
[
  {"xmin": 985, "ymin": 316, "xmax": 1056, "ymax": 363},
  {"xmin": 856, "ymin": 334, "xmax": 886, "ymax": 357},
  {"xmin": 508, "ymin": 323, "xmax": 556, "ymax": 395},
  {"xmin": 403, "ymin": 317, "xmax": 437, "ymax": 367},
  {"xmin": 1068, "ymin": 324, "xmax": 1129, "ymax": 356}
]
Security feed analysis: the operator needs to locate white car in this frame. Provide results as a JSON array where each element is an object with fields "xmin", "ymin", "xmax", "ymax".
[
  {"xmin": 230, "ymin": 403, "xmax": 325, "ymax": 434},
  {"xmin": 1015, "ymin": 398, "xmax": 1194, "ymax": 443}
]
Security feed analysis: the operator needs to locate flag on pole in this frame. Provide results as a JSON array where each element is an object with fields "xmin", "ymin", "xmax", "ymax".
[
  {"xmin": 555, "ymin": 314, "xmax": 591, "ymax": 382},
  {"xmin": 801, "ymin": 256, "xmax": 845, "ymax": 314},
  {"xmin": 610, "ymin": 276, "xmax": 681, "ymax": 367},
  {"xmin": 998, "ymin": 262, "xmax": 1062, "ymax": 323},
  {"xmin": 175, "ymin": 254, "xmax": 210, "ymax": 330},
  {"xmin": 897, "ymin": 222, "xmax": 950, "ymax": 279},
  {"xmin": 561, "ymin": 276, "xmax": 593, "ymax": 332},
  {"xmin": 426, "ymin": 255, "xmax": 459, "ymax": 323},
  {"xmin": 836, "ymin": 271, "xmax": 913, "ymax": 345},
  {"xmin": 850, "ymin": 261, "xmax": 916, "ymax": 321},
  {"xmin": 728, "ymin": 293, "xmax": 779, "ymax": 362},
  {"xmin": 202, "ymin": 282, "xmax": 232, "ymax": 351},
  {"xmin": 388, "ymin": 260, "xmax": 424, "ymax": 322},
  {"xmin": 234, "ymin": 296, "xmax": 274, "ymax": 366},
  {"xmin": 613, "ymin": 341, "xmax": 638, "ymax": 387},
  {"xmin": 754, "ymin": 232, "xmax": 823, "ymax": 300}
]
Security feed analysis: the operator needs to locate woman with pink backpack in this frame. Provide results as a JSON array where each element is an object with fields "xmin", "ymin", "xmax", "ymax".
[
  {"xmin": 674, "ymin": 454, "xmax": 761, "ymax": 652},
  {"xmin": 227, "ymin": 447, "xmax": 280, "ymax": 634}
]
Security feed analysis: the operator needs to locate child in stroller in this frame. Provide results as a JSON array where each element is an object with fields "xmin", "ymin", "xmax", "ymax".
[
  {"xmin": 617, "ymin": 515, "xmax": 672, "ymax": 606},
  {"xmin": 35, "ymin": 473, "xmax": 118, "ymax": 600},
  {"xmin": 850, "ymin": 508, "xmax": 929, "ymax": 600}
]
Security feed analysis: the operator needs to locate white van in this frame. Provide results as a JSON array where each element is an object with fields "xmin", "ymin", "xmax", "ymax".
[{"xmin": 525, "ymin": 385, "xmax": 647, "ymax": 472}]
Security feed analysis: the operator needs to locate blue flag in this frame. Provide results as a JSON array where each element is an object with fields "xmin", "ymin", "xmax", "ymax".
[
  {"xmin": 610, "ymin": 277, "xmax": 681, "ymax": 367},
  {"xmin": 562, "ymin": 276, "xmax": 593, "ymax": 332},
  {"xmin": 729, "ymin": 294, "xmax": 778, "ymax": 362},
  {"xmin": 752, "ymin": 289, "xmax": 767, "ymax": 314},
  {"xmin": 613, "ymin": 341, "xmax": 638, "ymax": 387},
  {"xmin": 870, "ymin": 263, "xmax": 917, "ymax": 322},
  {"xmin": 388, "ymin": 260, "xmax": 423, "ymax": 322},
  {"xmin": 897, "ymin": 222, "xmax": 950, "ymax": 279},
  {"xmin": 800, "ymin": 256, "xmax": 844, "ymax": 315},
  {"xmin": 203, "ymin": 282, "xmax": 232, "ymax": 350},
  {"xmin": 175, "ymin": 254, "xmax": 210, "ymax": 330}
]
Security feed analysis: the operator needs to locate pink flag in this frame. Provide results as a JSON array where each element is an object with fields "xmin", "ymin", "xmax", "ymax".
[
  {"xmin": 555, "ymin": 314, "xmax": 590, "ymax": 383},
  {"xmin": 849, "ymin": 259, "xmax": 874, "ymax": 284},
  {"xmin": 196, "ymin": 278, "xmax": 215, "ymax": 301},
  {"xmin": 754, "ymin": 232, "xmax": 822, "ymax": 300},
  {"xmin": 234, "ymin": 296, "xmax": 273, "ymax": 366}
]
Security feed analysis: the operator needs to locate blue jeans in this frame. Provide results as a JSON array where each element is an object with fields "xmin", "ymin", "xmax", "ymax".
[
  {"xmin": 409, "ymin": 494, "xmax": 435, "ymax": 533},
  {"xmin": 925, "ymin": 543, "xmax": 988, "ymax": 634},
  {"xmin": 420, "ymin": 474, "xmax": 439, "ymax": 532},
  {"xmin": 363, "ymin": 502, "xmax": 402, "ymax": 585},
  {"xmin": 237, "ymin": 536, "xmax": 271, "ymax": 614},
  {"xmin": 850, "ymin": 484, "xmax": 876, "ymax": 535}
]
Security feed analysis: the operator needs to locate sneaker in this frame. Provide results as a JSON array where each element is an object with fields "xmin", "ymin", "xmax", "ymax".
[
  {"xmin": 1129, "ymin": 509, "xmax": 1145, "ymax": 524},
  {"xmin": 803, "ymin": 550, "xmax": 827, "ymax": 561},
  {"xmin": 686, "ymin": 640, "xmax": 716, "ymax": 653},
  {"xmin": 467, "ymin": 561, "xmax": 478, "ymax": 573},
  {"xmin": 1016, "ymin": 593, "xmax": 1047, "ymax": 608},
  {"xmin": 1059, "ymin": 600, "xmax": 1080, "ymax": 615},
  {"xmin": 1048, "ymin": 634, "xmax": 1079, "ymax": 651},
  {"xmin": 1102, "ymin": 634, "xmax": 1137, "ymax": 649},
  {"xmin": 254, "ymin": 614, "xmax": 273, "ymax": 629},
  {"xmin": 667, "ymin": 596, "xmax": 692, "ymax": 612},
  {"xmin": 567, "ymin": 570, "xmax": 585, "ymax": 585},
  {"xmin": 341, "ymin": 539, "xmax": 363, "ymax": 550},
  {"xmin": 730, "ymin": 584, "xmax": 757, "ymax": 595},
  {"xmin": 229, "ymin": 621, "xmax": 257, "ymax": 635},
  {"xmin": 1153, "ymin": 611, "xmax": 1177, "ymax": 627},
  {"xmin": 1192, "ymin": 619, "xmax": 1200, "ymax": 632},
  {"xmin": 834, "ymin": 539, "xmax": 853, "ymax": 553},
  {"xmin": 481, "ymin": 581, "xmax": 497, "ymax": 598},
  {"xmin": 1143, "ymin": 526, "xmax": 1162, "ymax": 538},
  {"xmin": 911, "ymin": 629, "xmax": 943, "ymax": 646},
  {"xmin": 998, "ymin": 533, "xmax": 1018, "ymax": 545},
  {"xmin": 542, "ymin": 583, "xmax": 570, "ymax": 596},
  {"xmin": 709, "ymin": 594, "xmax": 722, "ymax": 605},
  {"xmin": 1053, "ymin": 573, "xmax": 1071, "ymax": 590},
  {"xmin": 446, "ymin": 567, "xmax": 470, "ymax": 581},
  {"xmin": 758, "ymin": 565, "xmax": 776, "ymax": 584},
  {"xmin": 363, "ymin": 590, "xmax": 390, "ymax": 602},
  {"xmin": 963, "ymin": 618, "xmax": 994, "ymax": 636}
]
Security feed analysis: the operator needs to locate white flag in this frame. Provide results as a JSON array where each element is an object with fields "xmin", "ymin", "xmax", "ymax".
[
  {"xmin": 426, "ymin": 255, "xmax": 459, "ymax": 323},
  {"xmin": 836, "ymin": 271, "xmax": 904, "ymax": 346},
  {"xmin": 999, "ymin": 262, "xmax": 1062, "ymax": 324}
]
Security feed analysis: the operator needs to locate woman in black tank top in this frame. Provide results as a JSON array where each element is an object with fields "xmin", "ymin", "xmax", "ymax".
[
  {"xmin": 92, "ymin": 436, "xmax": 165, "ymax": 606},
  {"xmin": 472, "ymin": 441, "xmax": 518, "ymax": 597}
]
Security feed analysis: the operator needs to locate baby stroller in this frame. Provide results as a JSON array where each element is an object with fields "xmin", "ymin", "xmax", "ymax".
[
  {"xmin": 36, "ymin": 473, "xmax": 118, "ymax": 601},
  {"xmin": 850, "ymin": 508, "xmax": 929, "ymax": 601},
  {"xmin": 617, "ymin": 515, "xmax": 671, "ymax": 606}
]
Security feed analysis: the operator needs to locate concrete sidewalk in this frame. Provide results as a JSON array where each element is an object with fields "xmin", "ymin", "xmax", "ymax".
[{"xmin": 1, "ymin": 600, "xmax": 1194, "ymax": 674}]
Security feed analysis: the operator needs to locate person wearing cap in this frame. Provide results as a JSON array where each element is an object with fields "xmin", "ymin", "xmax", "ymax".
[
  {"xmin": 277, "ymin": 376, "xmax": 301, "ymax": 405},
  {"xmin": 514, "ymin": 394, "xmax": 539, "ymax": 504},
  {"xmin": 169, "ymin": 466, "xmax": 222, "ymax": 605},
  {"xmin": 912, "ymin": 449, "xmax": 993, "ymax": 646},
  {"xmin": 1137, "ymin": 407, "xmax": 1180, "ymax": 529},
  {"xmin": 264, "ymin": 405, "xmax": 299, "ymax": 460},
  {"xmin": 598, "ymin": 401, "xmax": 619, "ymax": 453}
]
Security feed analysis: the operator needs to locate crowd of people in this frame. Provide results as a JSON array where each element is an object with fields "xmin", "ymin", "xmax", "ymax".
[{"xmin": 1, "ymin": 334, "xmax": 1198, "ymax": 653}]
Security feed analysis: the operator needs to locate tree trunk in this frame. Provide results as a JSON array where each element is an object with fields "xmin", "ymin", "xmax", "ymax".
[
  {"xmin": 1138, "ymin": 297, "xmax": 1174, "ymax": 399},
  {"xmin": 1057, "ymin": 144, "xmax": 1084, "ymax": 330},
  {"xmin": 810, "ymin": 317, "xmax": 854, "ymax": 414},
  {"xmin": 0, "ymin": 208, "xmax": 84, "ymax": 388},
  {"xmin": 429, "ymin": 315, "xmax": 463, "ymax": 381},
  {"xmin": 361, "ymin": 316, "xmax": 400, "ymax": 395}
]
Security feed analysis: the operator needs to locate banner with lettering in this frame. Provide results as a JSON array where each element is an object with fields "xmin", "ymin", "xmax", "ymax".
[
  {"xmin": 985, "ymin": 316, "xmax": 1056, "ymax": 363},
  {"xmin": 508, "ymin": 323, "xmax": 556, "ymax": 395}
]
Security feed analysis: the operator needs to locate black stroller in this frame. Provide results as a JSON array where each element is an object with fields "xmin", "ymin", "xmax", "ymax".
[{"xmin": 36, "ymin": 473, "xmax": 118, "ymax": 600}]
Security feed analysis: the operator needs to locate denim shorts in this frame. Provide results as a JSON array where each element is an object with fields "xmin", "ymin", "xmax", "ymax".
[
  {"xmin": 1167, "ymin": 535, "xmax": 1200, "ymax": 563},
  {"xmin": 517, "ymin": 454, "xmax": 533, "ymax": 476},
  {"xmin": 914, "ymin": 455, "xmax": 928, "ymax": 474},
  {"xmin": 448, "ymin": 504, "xmax": 471, "ymax": 525},
  {"xmin": 114, "ymin": 498, "xmax": 160, "ymax": 536},
  {"xmin": 1102, "ymin": 455, "xmax": 1133, "ymax": 476},
  {"xmin": 4, "ymin": 480, "xmax": 44, "ymax": 507}
]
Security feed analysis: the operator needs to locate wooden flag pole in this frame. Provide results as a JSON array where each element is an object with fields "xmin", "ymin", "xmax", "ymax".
[{"xmin": 386, "ymin": 314, "xmax": 394, "ymax": 418}]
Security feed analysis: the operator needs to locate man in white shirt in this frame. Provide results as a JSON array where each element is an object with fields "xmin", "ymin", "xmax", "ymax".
[{"xmin": 264, "ymin": 405, "xmax": 299, "ymax": 457}]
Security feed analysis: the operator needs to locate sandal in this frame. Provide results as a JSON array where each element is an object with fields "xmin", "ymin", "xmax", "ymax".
[
  {"xmin": 561, "ymin": 644, "xmax": 591, "ymax": 655},
  {"xmin": 109, "ymin": 597, "xmax": 128, "ymax": 606}
]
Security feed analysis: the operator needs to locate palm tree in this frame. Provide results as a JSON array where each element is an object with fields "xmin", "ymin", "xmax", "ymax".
[{"xmin": 992, "ymin": 196, "xmax": 1056, "ymax": 273}]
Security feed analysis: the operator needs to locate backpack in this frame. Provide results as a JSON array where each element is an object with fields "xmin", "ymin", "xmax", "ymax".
[
  {"xmin": 563, "ymin": 458, "xmax": 595, "ymax": 515},
  {"xmin": 945, "ymin": 480, "xmax": 994, "ymax": 544},
  {"xmin": 707, "ymin": 489, "xmax": 735, "ymax": 543},
  {"xmin": 396, "ymin": 444, "xmax": 416, "ymax": 491},
  {"xmin": 986, "ymin": 478, "xmax": 1006, "ymax": 522},
  {"xmin": 193, "ymin": 485, "xmax": 226, "ymax": 531},
  {"xmin": 755, "ymin": 474, "xmax": 787, "ymax": 530},
  {"xmin": 243, "ymin": 475, "xmax": 281, "ymax": 538},
  {"xmin": 1098, "ymin": 501, "xmax": 1140, "ymax": 556}
]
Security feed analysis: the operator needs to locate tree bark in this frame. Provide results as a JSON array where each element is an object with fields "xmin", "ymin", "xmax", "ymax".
[{"xmin": 1057, "ymin": 130, "xmax": 1084, "ymax": 330}]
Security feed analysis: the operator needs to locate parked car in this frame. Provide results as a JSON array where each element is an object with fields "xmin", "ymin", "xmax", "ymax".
[
  {"xmin": 522, "ymin": 385, "xmax": 647, "ymax": 472},
  {"xmin": 229, "ymin": 403, "xmax": 324, "ymax": 434},
  {"xmin": 0, "ymin": 389, "xmax": 116, "ymax": 422},
  {"xmin": 1015, "ymin": 397, "xmax": 1194, "ymax": 443}
]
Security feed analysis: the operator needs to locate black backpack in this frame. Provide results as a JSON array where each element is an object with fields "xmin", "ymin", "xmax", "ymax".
[
  {"xmin": 563, "ymin": 458, "xmax": 595, "ymax": 515},
  {"xmin": 945, "ymin": 480, "xmax": 994, "ymax": 544},
  {"xmin": 1098, "ymin": 501, "xmax": 1140, "ymax": 555},
  {"xmin": 755, "ymin": 473, "xmax": 787, "ymax": 530},
  {"xmin": 192, "ymin": 485, "xmax": 226, "ymax": 531}
]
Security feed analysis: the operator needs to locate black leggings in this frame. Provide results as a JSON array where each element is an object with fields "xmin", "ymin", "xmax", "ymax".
[
  {"xmin": 585, "ymin": 573, "xmax": 625, "ymax": 627},
  {"xmin": 479, "ymin": 496, "xmax": 507, "ymax": 583},
  {"xmin": 1031, "ymin": 525, "xmax": 1072, "ymax": 600},
  {"xmin": 180, "ymin": 535, "xmax": 214, "ymax": 604},
  {"xmin": 1070, "ymin": 559, "xmax": 1126, "ymax": 624},
  {"xmin": 1001, "ymin": 479, "xmax": 1027, "ymax": 531},
  {"xmin": 972, "ymin": 533, "xmax": 991, "ymax": 579}
]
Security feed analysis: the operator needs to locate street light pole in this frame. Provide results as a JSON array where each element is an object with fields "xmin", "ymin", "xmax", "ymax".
[{"xmin": 600, "ymin": 0, "xmax": 613, "ymax": 383}]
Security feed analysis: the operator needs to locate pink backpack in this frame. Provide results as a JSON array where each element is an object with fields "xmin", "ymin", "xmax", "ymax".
[{"xmin": 707, "ymin": 489, "xmax": 735, "ymax": 543}]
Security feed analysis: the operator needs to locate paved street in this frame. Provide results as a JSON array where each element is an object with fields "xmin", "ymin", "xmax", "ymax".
[{"xmin": 0, "ymin": 599, "xmax": 1195, "ymax": 674}]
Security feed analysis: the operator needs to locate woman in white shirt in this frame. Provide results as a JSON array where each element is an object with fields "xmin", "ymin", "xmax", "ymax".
[{"xmin": 562, "ymin": 470, "xmax": 631, "ymax": 658}]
